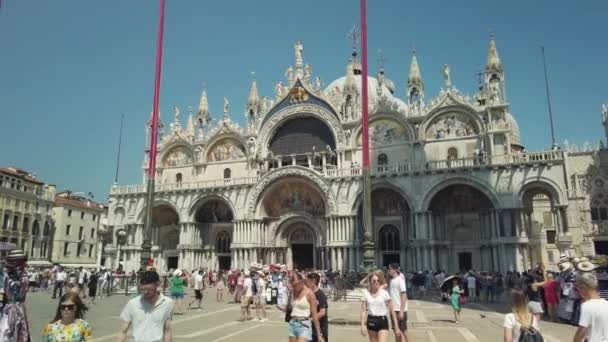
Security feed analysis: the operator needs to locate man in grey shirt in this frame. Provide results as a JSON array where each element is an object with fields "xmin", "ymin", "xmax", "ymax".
[{"xmin": 115, "ymin": 271, "xmax": 174, "ymax": 342}]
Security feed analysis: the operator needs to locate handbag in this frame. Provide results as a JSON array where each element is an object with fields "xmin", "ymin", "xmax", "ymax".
[{"xmin": 458, "ymin": 295, "xmax": 465, "ymax": 305}]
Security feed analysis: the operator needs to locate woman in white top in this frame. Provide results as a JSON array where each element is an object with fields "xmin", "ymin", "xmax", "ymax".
[
  {"xmin": 503, "ymin": 289, "xmax": 540, "ymax": 342},
  {"xmin": 277, "ymin": 272, "xmax": 324, "ymax": 342},
  {"xmin": 360, "ymin": 270, "xmax": 401, "ymax": 342}
]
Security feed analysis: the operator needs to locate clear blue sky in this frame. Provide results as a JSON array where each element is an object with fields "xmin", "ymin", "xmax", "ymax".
[{"xmin": 1, "ymin": 0, "xmax": 606, "ymax": 202}]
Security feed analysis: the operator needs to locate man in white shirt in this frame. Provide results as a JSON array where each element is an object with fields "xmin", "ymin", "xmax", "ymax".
[
  {"xmin": 466, "ymin": 273, "xmax": 477, "ymax": 302},
  {"xmin": 388, "ymin": 263, "xmax": 412, "ymax": 342},
  {"xmin": 254, "ymin": 271, "xmax": 268, "ymax": 322},
  {"xmin": 188, "ymin": 268, "xmax": 204, "ymax": 310},
  {"xmin": 115, "ymin": 271, "xmax": 174, "ymax": 342},
  {"xmin": 239, "ymin": 273, "xmax": 253, "ymax": 321},
  {"xmin": 52, "ymin": 267, "xmax": 67, "ymax": 299},
  {"xmin": 573, "ymin": 272, "xmax": 608, "ymax": 342}
]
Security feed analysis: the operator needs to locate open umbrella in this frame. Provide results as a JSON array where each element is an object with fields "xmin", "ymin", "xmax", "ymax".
[{"xmin": 440, "ymin": 275, "xmax": 462, "ymax": 293}]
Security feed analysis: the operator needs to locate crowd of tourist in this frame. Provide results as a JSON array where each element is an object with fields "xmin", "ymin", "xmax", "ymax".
[{"xmin": 8, "ymin": 258, "xmax": 607, "ymax": 342}]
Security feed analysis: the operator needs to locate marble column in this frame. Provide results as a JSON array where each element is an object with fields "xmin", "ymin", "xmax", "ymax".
[{"xmin": 330, "ymin": 248, "xmax": 336, "ymax": 270}]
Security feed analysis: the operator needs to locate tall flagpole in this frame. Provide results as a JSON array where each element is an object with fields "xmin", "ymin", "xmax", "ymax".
[
  {"xmin": 360, "ymin": 0, "xmax": 376, "ymax": 270},
  {"xmin": 114, "ymin": 113, "xmax": 125, "ymax": 184},
  {"xmin": 541, "ymin": 46, "xmax": 557, "ymax": 149},
  {"xmin": 141, "ymin": 0, "xmax": 166, "ymax": 270}
]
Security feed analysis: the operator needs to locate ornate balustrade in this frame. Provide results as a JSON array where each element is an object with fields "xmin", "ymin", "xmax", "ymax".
[{"xmin": 111, "ymin": 150, "xmax": 564, "ymax": 194}]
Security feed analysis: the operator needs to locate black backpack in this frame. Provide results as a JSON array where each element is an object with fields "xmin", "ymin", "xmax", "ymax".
[{"xmin": 519, "ymin": 317, "xmax": 544, "ymax": 342}]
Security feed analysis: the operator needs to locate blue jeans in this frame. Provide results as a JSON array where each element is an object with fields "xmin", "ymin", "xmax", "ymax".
[{"xmin": 288, "ymin": 319, "xmax": 312, "ymax": 340}]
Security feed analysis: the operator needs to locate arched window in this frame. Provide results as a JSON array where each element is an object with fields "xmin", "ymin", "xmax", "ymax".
[
  {"xmin": 379, "ymin": 225, "xmax": 400, "ymax": 251},
  {"xmin": 223, "ymin": 168, "xmax": 231, "ymax": 179},
  {"xmin": 591, "ymin": 195, "xmax": 608, "ymax": 222},
  {"xmin": 378, "ymin": 153, "xmax": 388, "ymax": 165},
  {"xmin": 43, "ymin": 221, "xmax": 50, "ymax": 236},
  {"xmin": 216, "ymin": 231, "xmax": 231, "ymax": 254},
  {"xmin": 175, "ymin": 173, "xmax": 182, "ymax": 183},
  {"xmin": 32, "ymin": 220, "xmax": 40, "ymax": 236}
]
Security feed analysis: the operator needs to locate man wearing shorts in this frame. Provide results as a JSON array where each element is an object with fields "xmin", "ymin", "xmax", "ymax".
[
  {"xmin": 254, "ymin": 271, "xmax": 268, "ymax": 321},
  {"xmin": 389, "ymin": 263, "xmax": 411, "ymax": 342},
  {"xmin": 188, "ymin": 268, "xmax": 204, "ymax": 310},
  {"xmin": 239, "ymin": 273, "xmax": 253, "ymax": 321}
]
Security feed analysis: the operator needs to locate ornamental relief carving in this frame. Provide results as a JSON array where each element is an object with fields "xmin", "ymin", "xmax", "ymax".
[
  {"xmin": 256, "ymin": 104, "xmax": 345, "ymax": 158},
  {"xmin": 245, "ymin": 167, "xmax": 337, "ymax": 218}
]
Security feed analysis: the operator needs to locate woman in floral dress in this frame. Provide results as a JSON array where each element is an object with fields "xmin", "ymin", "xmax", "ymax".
[{"xmin": 42, "ymin": 292, "xmax": 92, "ymax": 342}]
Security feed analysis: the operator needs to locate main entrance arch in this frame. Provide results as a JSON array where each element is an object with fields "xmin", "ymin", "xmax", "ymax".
[
  {"xmin": 193, "ymin": 197, "xmax": 234, "ymax": 271},
  {"xmin": 428, "ymin": 184, "xmax": 495, "ymax": 272},
  {"xmin": 286, "ymin": 223, "xmax": 315, "ymax": 270},
  {"xmin": 151, "ymin": 204, "xmax": 180, "ymax": 270}
]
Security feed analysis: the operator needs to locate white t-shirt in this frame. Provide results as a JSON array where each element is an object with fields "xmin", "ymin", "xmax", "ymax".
[
  {"xmin": 256, "ymin": 278, "xmax": 266, "ymax": 296},
  {"xmin": 503, "ymin": 313, "xmax": 539, "ymax": 342},
  {"xmin": 243, "ymin": 278, "xmax": 253, "ymax": 297},
  {"xmin": 579, "ymin": 298, "xmax": 608, "ymax": 342},
  {"xmin": 362, "ymin": 289, "xmax": 391, "ymax": 316},
  {"xmin": 389, "ymin": 275, "xmax": 408, "ymax": 312},
  {"xmin": 467, "ymin": 276, "xmax": 476, "ymax": 288},
  {"xmin": 56, "ymin": 271, "xmax": 66, "ymax": 282},
  {"xmin": 194, "ymin": 274, "xmax": 204, "ymax": 290}
]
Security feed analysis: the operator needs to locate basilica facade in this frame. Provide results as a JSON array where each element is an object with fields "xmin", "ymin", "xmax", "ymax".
[{"xmin": 104, "ymin": 37, "xmax": 608, "ymax": 274}]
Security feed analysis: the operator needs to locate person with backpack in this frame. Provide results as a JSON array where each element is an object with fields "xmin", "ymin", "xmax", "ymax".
[{"xmin": 503, "ymin": 289, "xmax": 543, "ymax": 342}]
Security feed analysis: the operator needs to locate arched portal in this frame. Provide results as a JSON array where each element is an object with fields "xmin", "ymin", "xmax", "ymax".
[
  {"xmin": 151, "ymin": 204, "xmax": 180, "ymax": 270},
  {"xmin": 356, "ymin": 187, "xmax": 412, "ymax": 269},
  {"xmin": 282, "ymin": 222, "xmax": 316, "ymax": 270},
  {"xmin": 378, "ymin": 225, "xmax": 400, "ymax": 267},
  {"xmin": 429, "ymin": 184, "xmax": 494, "ymax": 272},
  {"xmin": 520, "ymin": 181, "xmax": 563, "ymax": 268},
  {"xmin": 193, "ymin": 198, "xmax": 234, "ymax": 270}
]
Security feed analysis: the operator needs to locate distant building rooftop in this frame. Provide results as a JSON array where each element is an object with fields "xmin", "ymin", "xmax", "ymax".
[{"xmin": 0, "ymin": 166, "xmax": 44, "ymax": 185}]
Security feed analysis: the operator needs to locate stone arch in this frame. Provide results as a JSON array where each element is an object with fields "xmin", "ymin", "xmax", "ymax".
[
  {"xmin": 351, "ymin": 180, "xmax": 416, "ymax": 215},
  {"xmin": 270, "ymin": 214, "xmax": 323, "ymax": 247},
  {"xmin": 246, "ymin": 166, "xmax": 337, "ymax": 218},
  {"xmin": 193, "ymin": 198, "xmax": 234, "ymax": 223},
  {"xmin": 160, "ymin": 143, "xmax": 194, "ymax": 168},
  {"xmin": 43, "ymin": 221, "xmax": 51, "ymax": 236},
  {"xmin": 518, "ymin": 179, "xmax": 565, "ymax": 207},
  {"xmin": 352, "ymin": 115, "xmax": 415, "ymax": 147},
  {"xmin": 420, "ymin": 177, "xmax": 499, "ymax": 212},
  {"xmin": 137, "ymin": 199, "xmax": 181, "ymax": 224},
  {"xmin": 256, "ymin": 103, "xmax": 347, "ymax": 158},
  {"xmin": 215, "ymin": 230, "xmax": 231, "ymax": 254},
  {"xmin": 204, "ymin": 135, "xmax": 248, "ymax": 163},
  {"xmin": 32, "ymin": 220, "xmax": 40, "ymax": 236},
  {"xmin": 188, "ymin": 194, "xmax": 236, "ymax": 222},
  {"xmin": 420, "ymin": 107, "xmax": 482, "ymax": 141}
]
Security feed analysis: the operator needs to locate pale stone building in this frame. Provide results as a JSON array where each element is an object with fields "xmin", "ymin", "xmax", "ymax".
[
  {"xmin": 106, "ymin": 37, "xmax": 606, "ymax": 273},
  {"xmin": 0, "ymin": 167, "xmax": 55, "ymax": 264},
  {"xmin": 51, "ymin": 191, "xmax": 105, "ymax": 266}
]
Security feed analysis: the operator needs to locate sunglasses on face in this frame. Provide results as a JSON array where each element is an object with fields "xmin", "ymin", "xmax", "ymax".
[
  {"xmin": 371, "ymin": 278, "xmax": 379, "ymax": 283},
  {"xmin": 60, "ymin": 304, "xmax": 76, "ymax": 311}
]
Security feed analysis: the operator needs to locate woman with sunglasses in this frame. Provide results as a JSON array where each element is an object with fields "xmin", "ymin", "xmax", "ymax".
[
  {"xmin": 277, "ymin": 272, "xmax": 324, "ymax": 342},
  {"xmin": 360, "ymin": 270, "xmax": 401, "ymax": 342},
  {"xmin": 43, "ymin": 292, "xmax": 92, "ymax": 342}
]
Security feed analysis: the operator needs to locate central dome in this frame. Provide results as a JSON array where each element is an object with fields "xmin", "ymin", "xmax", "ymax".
[{"xmin": 324, "ymin": 74, "xmax": 409, "ymax": 114}]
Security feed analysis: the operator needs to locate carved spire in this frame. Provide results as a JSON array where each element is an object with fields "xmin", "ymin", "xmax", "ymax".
[
  {"xmin": 171, "ymin": 106, "xmax": 182, "ymax": 132},
  {"xmin": 486, "ymin": 33, "xmax": 503, "ymax": 73},
  {"xmin": 407, "ymin": 50, "xmax": 423, "ymax": 89},
  {"xmin": 407, "ymin": 50, "xmax": 424, "ymax": 113},
  {"xmin": 246, "ymin": 73, "xmax": 260, "ymax": 115},
  {"xmin": 197, "ymin": 86, "xmax": 210, "ymax": 117},
  {"xmin": 186, "ymin": 110, "xmax": 195, "ymax": 138},
  {"xmin": 294, "ymin": 40, "xmax": 304, "ymax": 79}
]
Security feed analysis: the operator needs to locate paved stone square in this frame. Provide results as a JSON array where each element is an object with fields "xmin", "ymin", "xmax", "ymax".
[{"xmin": 26, "ymin": 289, "xmax": 577, "ymax": 341}]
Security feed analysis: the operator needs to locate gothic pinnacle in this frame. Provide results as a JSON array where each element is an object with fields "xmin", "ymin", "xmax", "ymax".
[
  {"xmin": 407, "ymin": 50, "xmax": 423, "ymax": 89},
  {"xmin": 486, "ymin": 33, "xmax": 503, "ymax": 72}
]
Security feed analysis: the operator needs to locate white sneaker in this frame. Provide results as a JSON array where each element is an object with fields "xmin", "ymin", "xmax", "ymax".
[
  {"xmin": 260, "ymin": 318, "xmax": 268, "ymax": 322},
  {"xmin": 253, "ymin": 318, "xmax": 260, "ymax": 321}
]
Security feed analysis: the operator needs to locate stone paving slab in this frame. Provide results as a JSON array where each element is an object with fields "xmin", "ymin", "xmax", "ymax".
[{"xmin": 24, "ymin": 289, "xmax": 577, "ymax": 341}]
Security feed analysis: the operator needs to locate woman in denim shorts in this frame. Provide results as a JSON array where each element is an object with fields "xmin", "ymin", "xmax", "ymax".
[{"xmin": 277, "ymin": 273, "xmax": 324, "ymax": 342}]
